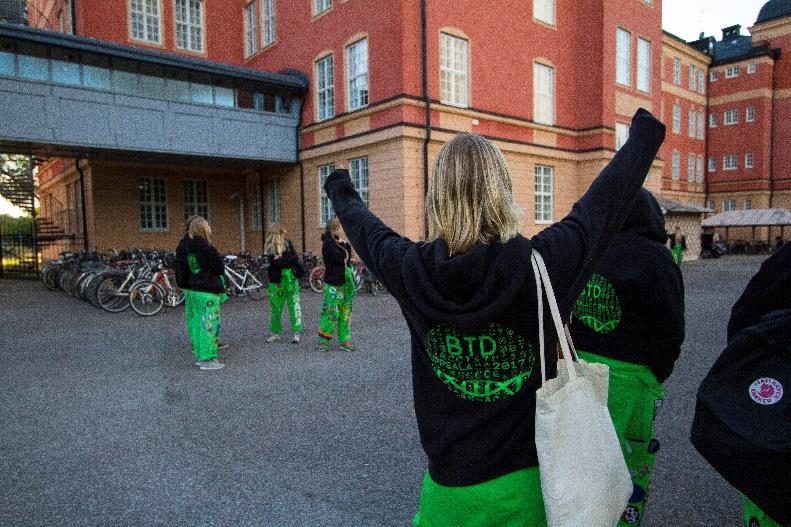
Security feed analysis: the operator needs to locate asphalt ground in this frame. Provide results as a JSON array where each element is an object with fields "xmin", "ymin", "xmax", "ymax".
[{"xmin": 0, "ymin": 256, "xmax": 767, "ymax": 526}]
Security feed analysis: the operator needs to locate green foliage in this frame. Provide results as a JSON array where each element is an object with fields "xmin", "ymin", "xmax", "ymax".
[
  {"xmin": 0, "ymin": 154, "xmax": 35, "ymax": 213},
  {"xmin": 0, "ymin": 214, "xmax": 33, "ymax": 236}
]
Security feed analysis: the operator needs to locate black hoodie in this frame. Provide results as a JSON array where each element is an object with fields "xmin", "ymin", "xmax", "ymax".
[
  {"xmin": 175, "ymin": 235, "xmax": 225, "ymax": 294},
  {"xmin": 568, "ymin": 189, "xmax": 685, "ymax": 382},
  {"xmin": 321, "ymin": 232, "xmax": 351, "ymax": 286},
  {"xmin": 266, "ymin": 240, "xmax": 299, "ymax": 283},
  {"xmin": 325, "ymin": 109, "xmax": 665, "ymax": 486}
]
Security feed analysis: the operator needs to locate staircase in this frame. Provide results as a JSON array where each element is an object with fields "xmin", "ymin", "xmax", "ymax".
[{"xmin": 34, "ymin": 216, "xmax": 75, "ymax": 245}]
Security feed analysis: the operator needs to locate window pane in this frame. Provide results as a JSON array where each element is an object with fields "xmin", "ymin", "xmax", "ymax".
[
  {"xmin": 0, "ymin": 51, "xmax": 14, "ymax": 76},
  {"xmin": 138, "ymin": 74, "xmax": 166, "ymax": 98},
  {"xmin": 214, "ymin": 86, "xmax": 235, "ymax": 107},
  {"xmin": 51, "ymin": 59, "xmax": 81, "ymax": 86},
  {"xmin": 190, "ymin": 82, "xmax": 213, "ymax": 105},
  {"xmin": 168, "ymin": 79, "xmax": 192, "ymax": 103},
  {"xmin": 18, "ymin": 54, "xmax": 49, "ymax": 81},
  {"xmin": 114, "ymin": 70, "xmax": 139, "ymax": 95}
]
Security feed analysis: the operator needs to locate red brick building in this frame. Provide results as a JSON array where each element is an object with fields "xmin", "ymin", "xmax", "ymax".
[{"xmin": 15, "ymin": 0, "xmax": 791, "ymax": 256}]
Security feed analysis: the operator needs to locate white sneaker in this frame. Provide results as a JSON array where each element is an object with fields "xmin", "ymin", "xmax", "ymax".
[
  {"xmin": 266, "ymin": 334, "xmax": 281, "ymax": 343},
  {"xmin": 199, "ymin": 360, "xmax": 225, "ymax": 371},
  {"xmin": 292, "ymin": 333, "xmax": 301, "ymax": 343}
]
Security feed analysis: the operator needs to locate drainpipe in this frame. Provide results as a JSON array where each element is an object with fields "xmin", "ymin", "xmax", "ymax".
[
  {"xmin": 69, "ymin": 0, "xmax": 77, "ymax": 34},
  {"xmin": 296, "ymin": 100, "xmax": 307, "ymax": 254},
  {"xmin": 75, "ymin": 158, "xmax": 88, "ymax": 251},
  {"xmin": 258, "ymin": 170, "xmax": 266, "ymax": 253},
  {"xmin": 768, "ymin": 52, "xmax": 778, "ymax": 209},
  {"xmin": 421, "ymin": 0, "xmax": 431, "ymax": 240}
]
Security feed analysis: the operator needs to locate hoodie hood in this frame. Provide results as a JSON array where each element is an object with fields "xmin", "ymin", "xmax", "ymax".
[
  {"xmin": 620, "ymin": 189, "xmax": 667, "ymax": 243},
  {"xmin": 321, "ymin": 232, "xmax": 334, "ymax": 243},
  {"xmin": 401, "ymin": 235, "xmax": 532, "ymax": 330}
]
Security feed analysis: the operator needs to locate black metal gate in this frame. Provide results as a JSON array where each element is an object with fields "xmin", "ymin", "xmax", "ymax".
[{"xmin": 0, "ymin": 154, "xmax": 39, "ymax": 279}]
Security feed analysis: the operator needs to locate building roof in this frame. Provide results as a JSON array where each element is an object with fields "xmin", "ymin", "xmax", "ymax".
[
  {"xmin": 756, "ymin": 0, "xmax": 791, "ymax": 25},
  {"xmin": 655, "ymin": 195, "xmax": 713, "ymax": 215},
  {"xmin": 0, "ymin": 22, "xmax": 308, "ymax": 93},
  {"xmin": 701, "ymin": 209, "xmax": 791, "ymax": 227}
]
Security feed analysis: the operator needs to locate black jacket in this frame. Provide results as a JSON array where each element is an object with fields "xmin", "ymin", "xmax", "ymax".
[
  {"xmin": 322, "ymin": 232, "xmax": 351, "ymax": 286},
  {"xmin": 267, "ymin": 239, "xmax": 298, "ymax": 284},
  {"xmin": 727, "ymin": 243, "xmax": 791, "ymax": 342},
  {"xmin": 175, "ymin": 235, "xmax": 225, "ymax": 294},
  {"xmin": 568, "ymin": 189, "xmax": 685, "ymax": 382},
  {"xmin": 325, "ymin": 109, "xmax": 666, "ymax": 486}
]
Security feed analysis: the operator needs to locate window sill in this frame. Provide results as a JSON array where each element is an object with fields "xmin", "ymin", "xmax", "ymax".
[
  {"xmin": 174, "ymin": 47, "xmax": 208, "ymax": 58},
  {"xmin": 312, "ymin": 7, "xmax": 333, "ymax": 21},
  {"xmin": 532, "ymin": 18, "xmax": 557, "ymax": 31},
  {"xmin": 535, "ymin": 220, "xmax": 553, "ymax": 225},
  {"xmin": 129, "ymin": 37, "xmax": 165, "ymax": 48}
]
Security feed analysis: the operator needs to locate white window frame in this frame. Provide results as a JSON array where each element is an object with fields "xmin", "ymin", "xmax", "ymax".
[
  {"xmin": 250, "ymin": 177, "xmax": 262, "ymax": 231},
  {"xmin": 744, "ymin": 199, "xmax": 752, "ymax": 210},
  {"xmin": 243, "ymin": 2, "xmax": 259, "ymax": 57},
  {"xmin": 673, "ymin": 57, "xmax": 681, "ymax": 85},
  {"xmin": 262, "ymin": 0, "xmax": 276, "ymax": 47},
  {"xmin": 533, "ymin": 62, "xmax": 555, "ymax": 126},
  {"xmin": 708, "ymin": 157, "xmax": 716, "ymax": 172},
  {"xmin": 440, "ymin": 33, "xmax": 469, "ymax": 108},
  {"xmin": 315, "ymin": 54, "xmax": 334, "ymax": 121},
  {"xmin": 709, "ymin": 113, "xmax": 718, "ymax": 127},
  {"xmin": 533, "ymin": 0, "xmax": 555, "ymax": 26},
  {"xmin": 174, "ymin": 0, "xmax": 205, "ymax": 53},
  {"xmin": 319, "ymin": 164, "xmax": 336, "ymax": 226},
  {"xmin": 183, "ymin": 179, "xmax": 209, "ymax": 221},
  {"xmin": 697, "ymin": 70, "xmax": 705, "ymax": 94},
  {"xmin": 672, "ymin": 103, "xmax": 681, "ymax": 134},
  {"xmin": 671, "ymin": 150, "xmax": 680, "ymax": 180},
  {"xmin": 534, "ymin": 165, "xmax": 554, "ymax": 224},
  {"xmin": 637, "ymin": 37, "xmax": 651, "ymax": 93},
  {"xmin": 745, "ymin": 153, "xmax": 754, "ymax": 169},
  {"xmin": 746, "ymin": 106, "xmax": 755, "ymax": 122},
  {"xmin": 710, "ymin": 71, "xmax": 719, "ymax": 81},
  {"xmin": 129, "ymin": 0, "xmax": 162, "ymax": 44},
  {"xmin": 687, "ymin": 154, "xmax": 696, "ymax": 183},
  {"xmin": 723, "ymin": 155, "xmax": 738, "ymax": 171},
  {"xmin": 697, "ymin": 111, "xmax": 705, "ymax": 140},
  {"xmin": 615, "ymin": 122, "xmax": 629, "ymax": 151},
  {"xmin": 696, "ymin": 155, "xmax": 704, "ymax": 183},
  {"xmin": 347, "ymin": 38, "xmax": 369, "ymax": 111},
  {"xmin": 747, "ymin": 63, "xmax": 756, "ymax": 74},
  {"xmin": 724, "ymin": 109, "xmax": 739, "ymax": 126},
  {"xmin": 268, "ymin": 177, "xmax": 281, "ymax": 223},
  {"xmin": 725, "ymin": 65, "xmax": 740, "ymax": 78},
  {"xmin": 689, "ymin": 64, "xmax": 697, "ymax": 91},
  {"xmin": 616, "ymin": 28, "xmax": 631, "ymax": 87},
  {"xmin": 723, "ymin": 199, "xmax": 737, "ymax": 212},
  {"xmin": 313, "ymin": 0, "xmax": 331, "ymax": 16},
  {"xmin": 349, "ymin": 157, "xmax": 369, "ymax": 206},
  {"xmin": 688, "ymin": 109, "xmax": 696, "ymax": 138},
  {"xmin": 139, "ymin": 177, "xmax": 168, "ymax": 232}
]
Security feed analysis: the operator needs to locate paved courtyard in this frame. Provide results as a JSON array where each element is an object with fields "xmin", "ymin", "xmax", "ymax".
[{"xmin": 0, "ymin": 256, "xmax": 768, "ymax": 526}]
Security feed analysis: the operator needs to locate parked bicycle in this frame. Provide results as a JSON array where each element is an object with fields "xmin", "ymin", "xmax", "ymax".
[{"xmin": 224, "ymin": 254, "xmax": 266, "ymax": 300}]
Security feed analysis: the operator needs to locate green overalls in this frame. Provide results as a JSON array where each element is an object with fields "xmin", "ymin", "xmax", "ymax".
[
  {"xmin": 184, "ymin": 254, "xmax": 227, "ymax": 362},
  {"xmin": 267, "ymin": 268, "xmax": 303, "ymax": 335},
  {"xmin": 318, "ymin": 266, "xmax": 356, "ymax": 345},
  {"xmin": 672, "ymin": 244, "xmax": 684, "ymax": 266}
]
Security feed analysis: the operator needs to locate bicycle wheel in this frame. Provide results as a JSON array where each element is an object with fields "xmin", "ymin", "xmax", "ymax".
[
  {"xmin": 97, "ymin": 274, "xmax": 131, "ymax": 313},
  {"xmin": 245, "ymin": 275, "xmax": 265, "ymax": 300},
  {"xmin": 86, "ymin": 272, "xmax": 113, "ymax": 307},
  {"xmin": 42, "ymin": 263, "xmax": 60, "ymax": 290},
  {"xmin": 309, "ymin": 266, "xmax": 325, "ymax": 293},
  {"xmin": 353, "ymin": 268, "xmax": 364, "ymax": 292},
  {"xmin": 163, "ymin": 287, "xmax": 185, "ymax": 307},
  {"xmin": 129, "ymin": 280, "xmax": 165, "ymax": 316}
]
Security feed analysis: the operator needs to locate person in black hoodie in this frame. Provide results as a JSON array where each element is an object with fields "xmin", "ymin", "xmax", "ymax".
[
  {"xmin": 175, "ymin": 216, "xmax": 227, "ymax": 371},
  {"xmin": 264, "ymin": 225, "xmax": 303, "ymax": 344},
  {"xmin": 317, "ymin": 218, "xmax": 356, "ymax": 351},
  {"xmin": 568, "ymin": 189, "xmax": 685, "ymax": 527},
  {"xmin": 324, "ymin": 109, "xmax": 665, "ymax": 526}
]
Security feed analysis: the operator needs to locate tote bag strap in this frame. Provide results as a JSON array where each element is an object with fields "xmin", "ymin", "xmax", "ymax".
[{"xmin": 531, "ymin": 250, "xmax": 579, "ymax": 385}]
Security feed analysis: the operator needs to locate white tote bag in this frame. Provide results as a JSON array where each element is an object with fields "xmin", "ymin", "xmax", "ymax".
[{"xmin": 531, "ymin": 250, "xmax": 632, "ymax": 527}]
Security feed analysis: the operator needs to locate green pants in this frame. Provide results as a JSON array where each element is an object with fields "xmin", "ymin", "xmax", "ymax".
[
  {"xmin": 318, "ymin": 266, "xmax": 356, "ymax": 343},
  {"xmin": 267, "ymin": 269, "xmax": 302, "ymax": 334},
  {"xmin": 579, "ymin": 351, "xmax": 664, "ymax": 527},
  {"xmin": 413, "ymin": 467, "xmax": 546, "ymax": 527},
  {"xmin": 184, "ymin": 289, "xmax": 225, "ymax": 362},
  {"xmin": 743, "ymin": 494, "xmax": 782, "ymax": 527},
  {"xmin": 672, "ymin": 244, "xmax": 684, "ymax": 266}
]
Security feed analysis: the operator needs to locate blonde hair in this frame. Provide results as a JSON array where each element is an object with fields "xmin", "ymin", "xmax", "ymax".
[
  {"xmin": 325, "ymin": 217, "xmax": 341, "ymax": 235},
  {"xmin": 265, "ymin": 224, "xmax": 287, "ymax": 255},
  {"xmin": 426, "ymin": 133, "xmax": 522, "ymax": 256},
  {"xmin": 188, "ymin": 216, "xmax": 211, "ymax": 243}
]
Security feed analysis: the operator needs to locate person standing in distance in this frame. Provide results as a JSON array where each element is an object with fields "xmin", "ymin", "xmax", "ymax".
[{"xmin": 264, "ymin": 225, "xmax": 303, "ymax": 344}]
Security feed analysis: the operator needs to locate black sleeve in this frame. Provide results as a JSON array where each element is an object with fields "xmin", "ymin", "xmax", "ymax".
[
  {"xmin": 175, "ymin": 239, "xmax": 189, "ymax": 288},
  {"xmin": 322, "ymin": 236, "xmax": 347, "ymax": 268},
  {"xmin": 531, "ymin": 109, "xmax": 666, "ymax": 317},
  {"xmin": 646, "ymin": 250, "xmax": 686, "ymax": 382},
  {"xmin": 325, "ymin": 170, "xmax": 413, "ymax": 291},
  {"xmin": 196, "ymin": 243, "xmax": 224, "ymax": 276},
  {"xmin": 269, "ymin": 241, "xmax": 298, "ymax": 269},
  {"xmin": 727, "ymin": 244, "xmax": 791, "ymax": 341}
]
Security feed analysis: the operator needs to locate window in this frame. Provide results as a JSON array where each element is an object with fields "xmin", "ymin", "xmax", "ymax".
[
  {"xmin": 696, "ymin": 156, "xmax": 704, "ymax": 183},
  {"xmin": 615, "ymin": 122, "xmax": 629, "ymax": 150},
  {"xmin": 698, "ymin": 70, "xmax": 705, "ymax": 94},
  {"xmin": 689, "ymin": 65, "xmax": 697, "ymax": 91},
  {"xmin": 350, "ymin": 157, "xmax": 370, "ymax": 206},
  {"xmin": 315, "ymin": 55, "xmax": 334, "ymax": 120},
  {"xmin": 671, "ymin": 150, "xmax": 680, "ymax": 180},
  {"xmin": 313, "ymin": 0, "xmax": 331, "ymax": 15},
  {"xmin": 637, "ymin": 38, "xmax": 651, "ymax": 92},
  {"xmin": 184, "ymin": 179, "xmax": 209, "ymax": 220},
  {"xmin": 708, "ymin": 157, "xmax": 716, "ymax": 172},
  {"xmin": 746, "ymin": 106, "xmax": 755, "ymax": 122},
  {"xmin": 688, "ymin": 109, "xmax": 696, "ymax": 138},
  {"xmin": 139, "ymin": 177, "xmax": 168, "ymax": 231},
  {"xmin": 709, "ymin": 113, "xmax": 718, "ymax": 127},
  {"xmin": 244, "ymin": 2, "xmax": 259, "ymax": 57},
  {"xmin": 687, "ymin": 154, "xmax": 696, "ymax": 183},
  {"xmin": 747, "ymin": 63, "xmax": 756, "ymax": 74},
  {"xmin": 673, "ymin": 57, "xmax": 681, "ymax": 85},
  {"xmin": 725, "ymin": 65, "xmax": 740, "ymax": 78},
  {"xmin": 319, "ymin": 164, "xmax": 336, "ymax": 226},
  {"xmin": 672, "ymin": 103, "xmax": 681, "ymax": 134},
  {"xmin": 175, "ymin": 0, "xmax": 205, "ymax": 52},
  {"xmin": 250, "ymin": 178, "xmax": 262, "ymax": 231},
  {"xmin": 262, "ymin": 0, "xmax": 275, "ymax": 46},
  {"xmin": 535, "ymin": 165, "xmax": 553, "ymax": 223},
  {"xmin": 744, "ymin": 199, "xmax": 752, "ymax": 210},
  {"xmin": 440, "ymin": 33, "xmax": 469, "ymax": 107},
  {"xmin": 533, "ymin": 63, "xmax": 555, "ymax": 125},
  {"xmin": 347, "ymin": 38, "xmax": 368, "ymax": 111},
  {"xmin": 724, "ymin": 109, "xmax": 739, "ymax": 125},
  {"xmin": 533, "ymin": 0, "xmax": 555, "ymax": 25},
  {"xmin": 268, "ymin": 177, "xmax": 281, "ymax": 223},
  {"xmin": 723, "ymin": 199, "xmax": 737, "ymax": 212},
  {"xmin": 723, "ymin": 155, "xmax": 738, "ymax": 170},
  {"xmin": 710, "ymin": 71, "xmax": 719, "ymax": 81},
  {"xmin": 708, "ymin": 200, "xmax": 715, "ymax": 211},
  {"xmin": 616, "ymin": 28, "xmax": 631, "ymax": 87},
  {"xmin": 697, "ymin": 111, "xmax": 705, "ymax": 140},
  {"xmin": 129, "ymin": 0, "xmax": 161, "ymax": 44},
  {"xmin": 745, "ymin": 153, "xmax": 754, "ymax": 169}
]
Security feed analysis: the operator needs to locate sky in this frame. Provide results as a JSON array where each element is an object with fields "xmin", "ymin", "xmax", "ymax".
[
  {"xmin": 662, "ymin": 0, "xmax": 768, "ymax": 42},
  {"xmin": 0, "ymin": 194, "xmax": 25, "ymax": 218}
]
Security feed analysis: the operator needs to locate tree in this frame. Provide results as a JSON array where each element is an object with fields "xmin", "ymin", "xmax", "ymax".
[{"xmin": 0, "ymin": 154, "xmax": 35, "ymax": 215}]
